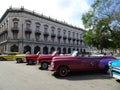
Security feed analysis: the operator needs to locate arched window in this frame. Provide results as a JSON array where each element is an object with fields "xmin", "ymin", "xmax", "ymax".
[
  {"xmin": 34, "ymin": 46, "xmax": 40, "ymax": 54},
  {"xmin": 10, "ymin": 45, "xmax": 18, "ymax": 52},
  {"xmin": 43, "ymin": 46, "xmax": 48, "ymax": 54},
  {"xmin": 24, "ymin": 45, "xmax": 31, "ymax": 54},
  {"xmin": 50, "ymin": 47, "xmax": 55, "ymax": 54}
]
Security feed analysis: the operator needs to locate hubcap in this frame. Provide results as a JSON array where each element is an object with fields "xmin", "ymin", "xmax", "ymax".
[
  {"xmin": 59, "ymin": 67, "xmax": 68, "ymax": 76},
  {"xmin": 42, "ymin": 63, "xmax": 48, "ymax": 69}
]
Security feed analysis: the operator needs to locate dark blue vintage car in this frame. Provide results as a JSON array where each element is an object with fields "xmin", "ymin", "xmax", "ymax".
[{"xmin": 109, "ymin": 59, "xmax": 120, "ymax": 80}]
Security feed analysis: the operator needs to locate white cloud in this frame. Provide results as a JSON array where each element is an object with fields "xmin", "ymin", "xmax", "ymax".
[{"xmin": 0, "ymin": 0, "xmax": 91, "ymax": 29}]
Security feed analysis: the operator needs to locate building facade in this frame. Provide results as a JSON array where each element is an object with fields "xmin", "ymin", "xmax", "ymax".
[{"xmin": 0, "ymin": 7, "xmax": 86, "ymax": 54}]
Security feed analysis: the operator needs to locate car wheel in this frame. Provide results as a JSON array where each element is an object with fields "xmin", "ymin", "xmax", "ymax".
[
  {"xmin": 57, "ymin": 66, "xmax": 68, "ymax": 77},
  {"xmin": 0, "ymin": 57, "xmax": 5, "ymax": 61},
  {"xmin": 41, "ymin": 62, "xmax": 49, "ymax": 70},
  {"xmin": 17, "ymin": 58, "xmax": 23, "ymax": 63},
  {"xmin": 28, "ymin": 60, "xmax": 33, "ymax": 65}
]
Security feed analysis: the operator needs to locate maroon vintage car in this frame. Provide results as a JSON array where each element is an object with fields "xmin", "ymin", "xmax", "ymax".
[
  {"xmin": 37, "ymin": 51, "xmax": 60, "ymax": 69},
  {"xmin": 48, "ymin": 51, "xmax": 116, "ymax": 77},
  {"xmin": 25, "ymin": 52, "xmax": 40, "ymax": 65}
]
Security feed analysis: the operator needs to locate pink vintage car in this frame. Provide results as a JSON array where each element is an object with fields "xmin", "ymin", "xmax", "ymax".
[{"xmin": 48, "ymin": 51, "xmax": 116, "ymax": 77}]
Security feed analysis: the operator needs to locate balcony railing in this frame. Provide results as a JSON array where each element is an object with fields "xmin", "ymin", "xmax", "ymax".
[
  {"xmin": 25, "ymin": 28, "xmax": 32, "ymax": 34},
  {"xmin": 63, "ymin": 36, "xmax": 67, "ymax": 39},
  {"xmin": 57, "ymin": 34, "xmax": 62, "ymax": 39},
  {"xmin": 11, "ymin": 27, "xmax": 19, "ymax": 33},
  {"xmin": 51, "ymin": 33, "xmax": 56, "ymax": 37},
  {"xmin": 35, "ymin": 30, "xmax": 41, "ymax": 35},
  {"xmin": 68, "ymin": 37, "xmax": 71, "ymax": 40},
  {"xmin": 44, "ymin": 32, "xmax": 49, "ymax": 36}
]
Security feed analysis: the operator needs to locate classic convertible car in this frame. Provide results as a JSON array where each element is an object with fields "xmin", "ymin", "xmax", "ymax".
[
  {"xmin": 0, "ymin": 51, "xmax": 19, "ymax": 61},
  {"xmin": 48, "ymin": 51, "xmax": 116, "ymax": 77},
  {"xmin": 25, "ymin": 51, "xmax": 40, "ymax": 65},
  {"xmin": 109, "ymin": 59, "xmax": 120, "ymax": 80}
]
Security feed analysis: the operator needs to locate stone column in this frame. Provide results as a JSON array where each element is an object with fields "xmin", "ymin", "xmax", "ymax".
[{"xmin": 19, "ymin": 43, "xmax": 24, "ymax": 53}]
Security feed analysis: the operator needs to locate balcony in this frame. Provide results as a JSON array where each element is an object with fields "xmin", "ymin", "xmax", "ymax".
[
  {"xmin": 3, "ymin": 28, "xmax": 8, "ymax": 34},
  {"xmin": 80, "ymin": 39, "xmax": 83, "ymax": 43},
  {"xmin": 44, "ymin": 32, "xmax": 49, "ymax": 36},
  {"xmin": 11, "ymin": 27, "xmax": 19, "ymax": 33},
  {"xmin": 25, "ymin": 28, "xmax": 32, "ymax": 34},
  {"xmin": 68, "ymin": 37, "xmax": 71, "ymax": 40},
  {"xmin": 77, "ymin": 39, "xmax": 80, "ymax": 41},
  {"xmin": 35, "ymin": 30, "xmax": 41, "ymax": 35},
  {"xmin": 51, "ymin": 33, "xmax": 56, "ymax": 38},
  {"xmin": 63, "ymin": 36, "xmax": 67, "ymax": 40},
  {"xmin": 57, "ymin": 34, "xmax": 62, "ymax": 39},
  {"xmin": 73, "ymin": 38, "xmax": 76, "ymax": 41}
]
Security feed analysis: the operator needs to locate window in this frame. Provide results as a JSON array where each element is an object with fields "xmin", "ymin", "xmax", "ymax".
[
  {"xmin": 44, "ymin": 24, "xmax": 48, "ymax": 31},
  {"xmin": 68, "ymin": 31, "xmax": 71, "ymax": 37},
  {"xmin": 63, "ymin": 30, "xmax": 66, "ymax": 36},
  {"xmin": 13, "ymin": 22, "xmax": 18, "ymax": 28},
  {"xmin": 51, "ymin": 37, "xmax": 55, "ymax": 42},
  {"xmin": 73, "ymin": 32, "xmax": 75, "ymax": 38},
  {"xmin": 57, "ymin": 28, "xmax": 61, "ymax": 35},
  {"xmin": 25, "ymin": 20, "xmax": 31, "ymax": 30},
  {"xmin": 26, "ymin": 23, "xmax": 31, "ymax": 29},
  {"xmin": 25, "ymin": 33, "xmax": 30, "ymax": 40},
  {"xmin": 77, "ymin": 33, "xmax": 79, "ymax": 38},
  {"xmin": 44, "ymin": 36, "xmax": 47, "ymax": 41},
  {"xmin": 35, "ymin": 22, "xmax": 40, "ymax": 31},
  {"xmin": 52, "ymin": 29, "xmax": 54, "ymax": 34},
  {"xmin": 12, "ymin": 18, "xmax": 19, "ymax": 28},
  {"xmin": 13, "ymin": 33, "xmax": 18, "ymax": 39},
  {"xmin": 36, "ymin": 26, "xmax": 40, "ymax": 31},
  {"xmin": 35, "ymin": 35, "xmax": 40, "ymax": 41}
]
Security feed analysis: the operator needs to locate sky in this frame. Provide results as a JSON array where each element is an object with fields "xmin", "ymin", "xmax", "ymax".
[{"xmin": 0, "ymin": 0, "xmax": 94, "ymax": 29}]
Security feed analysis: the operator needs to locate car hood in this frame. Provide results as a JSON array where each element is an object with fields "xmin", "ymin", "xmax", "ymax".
[{"xmin": 110, "ymin": 60, "xmax": 120, "ymax": 67}]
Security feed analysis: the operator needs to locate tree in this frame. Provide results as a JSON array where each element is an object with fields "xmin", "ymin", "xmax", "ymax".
[{"xmin": 82, "ymin": 0, "xmax": 120, "ymax": 51}]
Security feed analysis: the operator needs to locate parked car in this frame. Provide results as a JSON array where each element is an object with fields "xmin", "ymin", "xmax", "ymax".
[
  {"xmin": 108, "ymin": 59, "xmax": 120, "ymax": 80},
  {"xmin": 0, "ymin": 51, "xmax": 19, "ymax": 61},
  {"xmin": 48, "ymin": 51, "xmax": 116, "ymax": 77},
  {"xmin": 37, "ymin": 51, "xmax": 60, "ymax": 69},
  {"xmin": 15, "ymin": 54, "xmax": 26, "ymax": 63},
  {"xmin": 25, "ymin": 51, "xmax": 40, "ymax": 65}
]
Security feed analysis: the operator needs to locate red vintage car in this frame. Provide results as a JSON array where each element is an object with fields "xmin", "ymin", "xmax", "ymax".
[
  {"xmin": 37, "ymin": 51, "xmax": 60, "ymax": 69},
  {"xmin": 48, "ymin": 51, "xmax": 116, "ymax": 77},
  {"xmin": 25, "ymin": 52, "xmax": 40, "ymax": 65}
]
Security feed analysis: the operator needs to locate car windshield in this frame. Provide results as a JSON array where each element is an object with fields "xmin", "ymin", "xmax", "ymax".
[
  {"xmin": 52, "ymin": 51, "xmax": 58, "ymax": 56},
  {"xmin": 71, "ymin": 51, "xmax": 78, "ymax": 57},
  {"xmin": 36, "ymin": 51, "xmax": 40, "ymax": 55}
]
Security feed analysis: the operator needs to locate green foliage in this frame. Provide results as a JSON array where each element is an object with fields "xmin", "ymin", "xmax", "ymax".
[{"xmin": 82, "ymin": 0, "xmax": 120, "ymax": 50}]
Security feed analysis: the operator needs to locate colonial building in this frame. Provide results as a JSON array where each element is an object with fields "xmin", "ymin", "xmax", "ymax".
[{"xmin": 0, "ymin": 7, "xmax": 85, "ymax": 54}]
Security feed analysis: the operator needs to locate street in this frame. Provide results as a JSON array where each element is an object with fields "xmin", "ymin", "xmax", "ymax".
[{"xmin": 0, "ymin": 61, "xmax": 120, "ymax": 90}]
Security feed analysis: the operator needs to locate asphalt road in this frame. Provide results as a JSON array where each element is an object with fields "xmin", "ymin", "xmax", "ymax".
[{"xmin": 0, "ymin": 61, "xmax": 120, "ymax": 90}]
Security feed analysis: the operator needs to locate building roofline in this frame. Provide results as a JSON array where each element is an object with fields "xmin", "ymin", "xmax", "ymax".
[{"xmin": 0, "ymin": 7, "xmax": 84, "ymax": 31}]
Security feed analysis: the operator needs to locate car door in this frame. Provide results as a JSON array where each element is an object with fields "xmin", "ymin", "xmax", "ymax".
[
  {"xmin": 88, "ymin": 57, "xmax": 101, "ymax": 70},
  {"xmin": 72, "ymin": 57, "xmax": 91, "ymax": 71}
]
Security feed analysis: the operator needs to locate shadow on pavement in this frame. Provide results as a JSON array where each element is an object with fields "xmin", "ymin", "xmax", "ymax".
[{"xmin": 53, "ymin": 71, "xmax": 111, "ymax": 81}]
